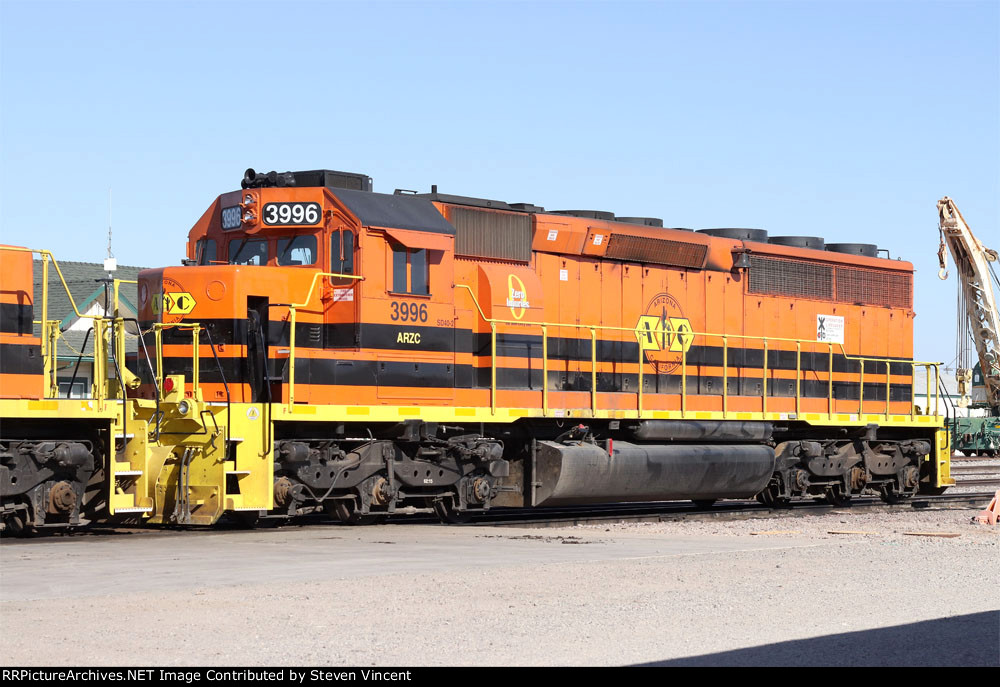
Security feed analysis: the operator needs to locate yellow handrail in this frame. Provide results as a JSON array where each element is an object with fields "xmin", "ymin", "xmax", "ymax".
[
  {"xmin": 152, "ymin": 323, "xmax": 202, "ymax": 400},
  {"xmin": 284, "ymin": 271, "xmax": 363, "ymax": 406},
  {"xmin": 454, "ymin": 283, "xmax": 941, "ymax": 419},
  {"xmin": 1, "ymin": 246, "xmax": 120, "ymax": 399},
  {"xmin": 3, "ymin": 246, "xmax": 96, "ymax": 320}
]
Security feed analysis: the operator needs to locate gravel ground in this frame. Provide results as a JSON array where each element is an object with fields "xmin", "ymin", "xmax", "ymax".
[
  {"xmin": 577, "ymin": 503, "xmax": 1000, "ymax": 538},
  {"xmin": 1, "ymin": 506, "xmax": 997, "ymax": 667}
]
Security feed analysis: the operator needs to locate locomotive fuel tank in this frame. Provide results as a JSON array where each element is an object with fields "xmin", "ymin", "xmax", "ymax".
[{"xmin": 531, "ymin": 440, "xmax": 776, "ymax": 506}]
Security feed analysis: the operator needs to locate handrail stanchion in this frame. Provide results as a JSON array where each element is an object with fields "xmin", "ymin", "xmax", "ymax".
[
  {"xmin": 155, "ymin": 326, "xmax": 164, "ymax": 397},
  {"xmin": 542, "ymin": 325, "xmax": 548, "ymax": 417},
  {"xmin": 192, "ymin": 325, "xmax": 200, "ymax": 391},
  {"xmin": 288, "ymin": 306, "xmax": 297, "ymax": 408},
  {"xmin": 591, "ymin": 327, "xmax": 597, "ymax": 416},
  {"xmin": 762, "ymin": 340, "xmax": 768, "ymax": 415},
  {"xmin": 681, "ymin": 338, "xmax": 687, "ymax": 418},
  {"xmin": 722, "ymin": 336, "xmax": 728, "ymax": 418},
  {"xmin": 638, "ymin": 337, "xmax": 644, "ymax": 416},
  {"xmin": 924, "ymin": 364, "xmax": 930, "ymax": 415},
  {"xmin": 885, "ymin": 360, "xmax": 891, "ymax": 420},
  {"xmin": 795, "ymin": 342, "xmax": 802, "ymax": 417},
  {"xmin": 934, "ymin": 365, "xmax": 941, "ymax": 417},
  {"xmin": 41, "ymin": 257, "xmax": 50, "ymax": 396},
  {"xmin": 93, "ymin": 319, "xmax": 105, "ymax": 405},
  {"xmin": 491, "ymin": 322, "xmax": 497, "ymax": 416},
  {"xmin": 115, "ymin": 320, "xmax": 126, "ymax": 398},
  {"xmin": 828, "ymin": 342, "xmax": 834, "ymax": 419},
  {"xmin": 860, "ymin": 359, "xmax": 865, "ymax": 417},
  {"xmin": 911, "ymin": 362, "xmax": 917, "ymax": 419},
  {"xmin": 47, "ymin": 320, "xmax": 59, "ymax": 397}
]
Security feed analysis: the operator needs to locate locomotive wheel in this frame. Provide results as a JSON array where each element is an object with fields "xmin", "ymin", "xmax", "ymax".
[
  {"xmin": 824, "ymin": 486, "xmax": 852, "ymax": 507},
  {"xmin": 756, "ymin": 483, "xmax": 791, "ymax": 508},
  {"xmin": 429, "ymin": 497, "xmax": 472, "ymax": 524},
  {"xmin": 325, "ymin": 499, "xmax": 383, "ymax": 526},
  {"xmin": 2, "ymin": 507, "xmax": 32, "ymax": 538},
  {"xmin": 879, "ymin": 486, "xmax": 911, "ymax": 505},
  {"xmin": 691, "ymin": 499, "xmax": 717, "ymax": 508}
]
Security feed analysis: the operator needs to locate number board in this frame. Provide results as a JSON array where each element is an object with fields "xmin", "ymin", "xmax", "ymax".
[
  {"xmin": 221, "ymin": 206, "xmax": 242, "ymax": 230},
  {"xmin": 262, "ymin": 202, "xmax": 322, "ymax": 226}
]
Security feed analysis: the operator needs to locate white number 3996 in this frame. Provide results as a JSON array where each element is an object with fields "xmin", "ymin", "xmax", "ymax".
[{"xmin": 262, "ymin": 202, "xmax": 321, "ymax": 226}]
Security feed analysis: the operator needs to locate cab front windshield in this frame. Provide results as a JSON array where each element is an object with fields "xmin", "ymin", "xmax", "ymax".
[
  {"xmin": 226, "ymin": 235, "xmax": 317, "ymax": 266},
  {"xmin": 229, "ymin": 238, "xmax": 268, "ymax": 265}
]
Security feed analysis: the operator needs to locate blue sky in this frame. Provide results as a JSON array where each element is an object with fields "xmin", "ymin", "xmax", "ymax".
[{"xmin": 1, "ymin": 0, "xmax": 997, "ymax": 366}]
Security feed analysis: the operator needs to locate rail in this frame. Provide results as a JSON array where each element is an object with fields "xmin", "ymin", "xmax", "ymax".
[{"xmin": 454, "ymin": 284, "xmax": 942, "ymax": 422}]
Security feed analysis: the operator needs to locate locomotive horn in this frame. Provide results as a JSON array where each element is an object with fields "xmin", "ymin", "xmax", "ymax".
[
  {"xmin": 242, "ymin": 168, "xmax": 296, "ymax": 188},
  {"xmin": 241, "ymin": 168, "xmax": 257, "ymax": 189}
]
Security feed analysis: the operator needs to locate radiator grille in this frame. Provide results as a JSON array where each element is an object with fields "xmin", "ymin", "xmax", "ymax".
[
  {"xmin": 749, "ymin": 255, "xmax": 833, "ymax": 299},
  {"xmin": 749, "ymin": 255, "xmax": 912, "ymax": 307},
  {"xmin": 451, "ymin": 207, "xmax": 532, "ymax": 262},
  {"xmin": 604, "ymin": 234, "xmax": 708, "ymax": 269},
  {"xmin": 835, "ymin": 265, "xmax": 912, "ymax": 308}
]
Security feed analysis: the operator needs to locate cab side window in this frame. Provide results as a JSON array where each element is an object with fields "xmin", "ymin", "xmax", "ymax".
[
  {"xmin": 195, "ymin": 239, "xmax": 217, "ymax": 265},
  {"xmin": 331, "ymin": 230, "xmax": 355, "ymax": 275},
  {"xmin": 391, "ymin": 242, "xmax": 429, "ymax": 296}
]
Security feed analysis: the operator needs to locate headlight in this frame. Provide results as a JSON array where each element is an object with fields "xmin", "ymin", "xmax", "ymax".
[{"xmin": 178, "ymin": 400, "xmax": 191, "ymax": 415}]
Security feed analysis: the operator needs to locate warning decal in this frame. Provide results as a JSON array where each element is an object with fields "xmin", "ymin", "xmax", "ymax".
[{"xmin": 816, "ymin": 314, "xmax": 844, "ymax": 344}]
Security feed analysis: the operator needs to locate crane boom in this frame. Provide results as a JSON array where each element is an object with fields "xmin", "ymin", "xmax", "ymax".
[{"xmin": 937, "ymin": 196, "xmax": 1000, "ymax": 412}]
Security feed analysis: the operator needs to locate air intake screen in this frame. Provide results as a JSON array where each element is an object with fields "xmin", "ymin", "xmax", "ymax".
[
  {"xmin": 749, "ymin": 256, "xmax": 912, "ymax": 307},
  {"xmin": 749, "ymin": 256, "xmax": 833, "ymax": 299},
  {"xmin": 604, "ymin": 234, "xmax": 708, "ymax": 269},
  {"xmin": 451, "ymin": 207, "xmax": 532, "ymax": 262},
  {"xmin": 835, "ymin": 265, "xmax": 912, "ymax": 308}
]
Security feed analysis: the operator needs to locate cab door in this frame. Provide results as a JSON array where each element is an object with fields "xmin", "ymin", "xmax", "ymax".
[
  {"xmin": 314, "ymin": 222, "xmax": 364, "ymax": 404},
  {"xmin": 324, "ymin": 223, "xmax": 360, "ymax": 348},
  {"xmin": 376, "ymin": 228, "xmax": 456, "ymax": 401}
]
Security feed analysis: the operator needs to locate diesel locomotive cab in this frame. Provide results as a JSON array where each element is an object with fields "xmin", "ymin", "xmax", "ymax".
[{"xmin": 138, "ymin": 168, "xmax": 370, "ymax": 405}]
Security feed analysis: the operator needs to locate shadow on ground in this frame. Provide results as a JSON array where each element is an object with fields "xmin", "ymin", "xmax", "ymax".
[{"xmin": 637, "ymin": 611, "xmax": 1000, "ymax": 666}]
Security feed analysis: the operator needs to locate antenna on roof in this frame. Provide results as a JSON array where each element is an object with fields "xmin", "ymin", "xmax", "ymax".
[{"xmin": 104, "ymin": 187, "xmax": 117, "ymax": 274}]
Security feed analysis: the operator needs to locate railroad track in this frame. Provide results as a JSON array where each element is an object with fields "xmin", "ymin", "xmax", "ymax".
[
  {"xmin": 467, "ymin": 492, "xmax": 998, "ymax": 528},
  {"xmin": 949, "ymin": 455, "xmax": 1000, "ymax": 490},
  {"xmin": 4, "ymin": 491, "xmax": 995, "ymax": 541}
]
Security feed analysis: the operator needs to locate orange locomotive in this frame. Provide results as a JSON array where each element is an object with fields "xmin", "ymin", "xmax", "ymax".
[
  {"xmin": 0, "ymin": 247, "xmax": 44, "ymax": 400},
  {"xmin": 135, "ymin": 168, "xmax": 950, "ymax": 523},
  {"xmin": 0, "ymin": 247, "xmax": 120, "ymax": 533}
]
